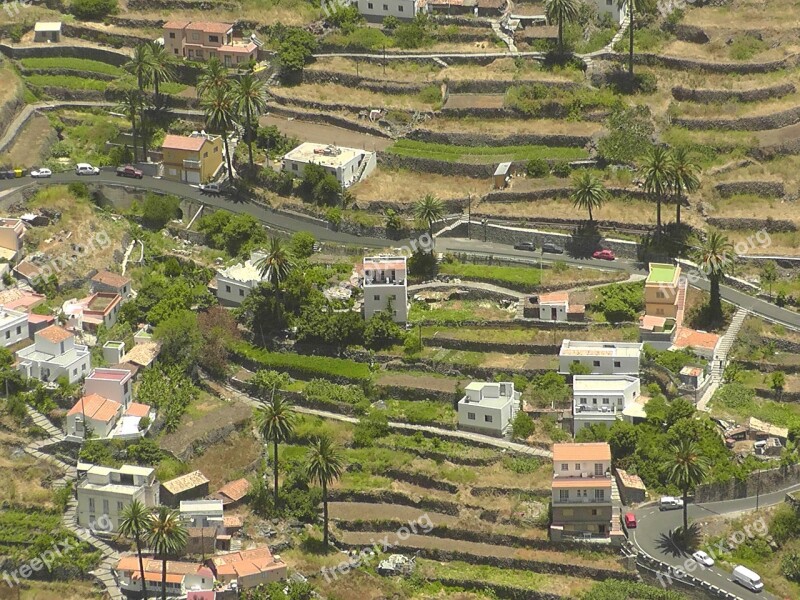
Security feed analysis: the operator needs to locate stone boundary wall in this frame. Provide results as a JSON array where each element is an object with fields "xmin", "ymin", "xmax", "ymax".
[
  {"xmin": 422, "ymin": 335, "xmax": 559, "ymax": 355},
  {"xmin": 447, "ymin": 79, "xmax": 579, "ymax": 94},
  {"xmin": 20, "ymin": 67, "xmax": 118, "ymax": 81},
  {"xmin": 593, "ymin": 50, "xmax": 798, "ymax": 74},
  {"xmin": 670, "ymin": 24, "xmax": 710, "ymax": 44},
  {"xmin": 106, "ymin": 16, "xmax": 166, "ymax": 29},
  {"xmin": 127, "ymin": 0, "xmax": 240, "ymax": 9},
  {"xmin": 376, "ymin": 383, "xmax": 456, "ymax": 403},
  {"xmin": 62, "ymin": 23, "xmax": 152, "ymax": 47},
  {"xmin": 734, "ymin": 360, "xmax": 800, "ymax": 374},
  {"xmin": 263, "ymin": 103, "xmax": 390, "ymax": 138},
  {"xmin": 673, "ymin": 104, "xmax": 800, "ymax": 131},
  {"xmin": 373, "ymin": 441, "xmax": 501, "ymax": 466},
  {"xmin": 471, "ymin": 486, "xmax": 549, "ymax": 498},
  {"xmin": 706, "ymin": 217, "xmax": 797, "ymax": 232},
  {"xmin": 0, "ymin": 43, "xmax": 129, "ymax": 65},
  {"xmin": 425, "ymin": 578, "xmax": 562, "ymax": 600},
  {"xmin": 696, "ymin": 462, "xmax": 800, "ymax": 503},
  {"xmin": 672, "ymin": 82, "xmax": 795, "ymax": 103},
  {"xmin": 406, "ymin": 128, "xmax": 591, "ymax": 148},
  {"xmin": 383, "ymin": 468, "xmax": 460, "ymax": 493},
  {"xmin": 755, "ymin": 388, "xmax": 800, "ymax": 402},
  {"xmin": 327, "ymin": 489, "xmax": 461, "ymax": 516},
  {"xmin": 268, "ymin": 89, "xmax": 387, "ymax": 116},
  {"xmin": 378, "ymin": 152, "xmax": 521, "ymax": 178},
  {"xmin": 302, "ymin": 69, "xmax": 429, "ymax": 94},
  {"xmin": 758, "ymin": 335, "xmax": 800, "ymax": 354},
  {"xmin": 482, "ymin": 186, "xmax": 651, "ymax": 203},
  {"xmin": 714, "ymin": 181, "xmax": 785, "ymax": 198}
]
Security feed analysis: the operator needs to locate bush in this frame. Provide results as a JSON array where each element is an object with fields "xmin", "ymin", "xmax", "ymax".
[
  {"xmin": 383, "ymin": 15, "xmax": 400, "ymax": 30},
  {"xmin": 70, "ymin": 0, "xmax": 117, "ymax": 20},
  {"xmin": 394, "ymin": 23, "xmax": 430, "ymax": 49},
  {"xmin": 364, "ymin": 311, "xmax": 404, "ymax": 350},
  {"xmin": 511, "ymin": 412, "xmax": 535, "ymax": 440},
  {"xmin": 403, "ymin": 333, "xmax": 422, "ymax": 357},
  {"xmin": 526, "ymin": 158, "xmax": 550, "ymax": 178},
  {"xmin": 408, "ymin": 249, "xmax": 437, "ymax": 279},
  {"xmin": 68, "ymin": 182, "xmax": 90, "ymax": 199},
  {"xmin": 781, "ymin": 552, "xmax": 800, "ymax": 582},
  {"xmin": 597, "ymin": 104, "xmax": 655, "ymax": 164},
  {"xmin": 290, "ymin": 231, "xmax": 316, "ymax": 259},
  {"xmin": 551, "ymin": 160, "xmax": 572, "ymax": 178},
  {"xmin": 353, "ymin": 409, "xmax": 390, "ymax": 447},
  {"xmin": 141, "ymin": 193, "xmax": 181, "ymax": 230},
  {"xmin": 590, "ymin": 282, "xmax": 644, "ymax": 323},
  {"xmin": 729, "ymin": 34, "xmax": 767, "ymax": 61}
]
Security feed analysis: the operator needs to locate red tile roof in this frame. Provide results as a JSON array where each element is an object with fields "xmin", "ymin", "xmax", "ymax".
[
  {"xmin": 553, "ymin": 443, "xmax": 611, "ymax": 462},
  {"xmin": 216, "ymin": 478, "xmax": 250, "ymax": 503},
  {"xmin": 67, "ymin": 394, "xmax": 122, "ymax": 423},
  {"xmin": 92, "ymin": 270, "xmax": 130, "ymax": 289},
  {"xmin": 673, "ymin": 327, "xmax": 720, "ymax": 352},
  {"xmin": 163, "ymin": 20, "xmax": 191, "ymax": 29},
  {"xmin": 37, "ymin": 324, "xmax": 72, "ymax": 344},
  {"xmin": 125, "ymin": 402, "xmax": 151, "ymax": 418},
  {"xmin": 538, "ymin": 291, "xmax": 568, "ymax": 304},
  {"xmin": 162, "ymin": 134, "xmax": 207, "ymax": 152},
  {"xmin": 185, "ymin": 22, "xmax": 233, "ymax": 34}
]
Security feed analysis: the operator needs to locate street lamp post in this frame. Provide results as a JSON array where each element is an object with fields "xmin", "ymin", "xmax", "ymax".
[
  {"xmin": 467, "ymin": 194, "xmax": 472, "ymax": 240},
  {"xmin": 482, "ymin": 219, "xmax": 487, "ymax": 242},
  {"xmin": 756, "ymin": 468, "xmax": 761, "ymax": 511}
]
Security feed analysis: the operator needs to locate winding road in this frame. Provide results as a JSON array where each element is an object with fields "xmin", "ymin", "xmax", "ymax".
[{"xmin": 2, "ymin": 170, "xmax": 799, "ymax": 331}]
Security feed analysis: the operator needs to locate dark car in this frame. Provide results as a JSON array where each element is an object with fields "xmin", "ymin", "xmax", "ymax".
[
  {"xmin": 116, "ymin": 165, "xmax": 144, "ymax": 179},
  {"xmin": 542, "ymin": 243, "xmax": 564, "ymax": 254},
  {"xmin": 0, "ymin": 170, "xmax": 13, "ymax": 180},
  {"xmin": 513, "ymin": 241, "xmax": 536, "ymax": 251}
]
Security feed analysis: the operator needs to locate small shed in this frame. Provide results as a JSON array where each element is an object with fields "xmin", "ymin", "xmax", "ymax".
[
  {"xmin": 161, "ymin": 470, "xmax": 210, "ymax": 507},
  {"xmin": 34, "ymin": 22, "xmax": 62, "ymax": 43},
  {"xmin": 493, "ymin": 162, "xmax": 512, "ymax": 190}
]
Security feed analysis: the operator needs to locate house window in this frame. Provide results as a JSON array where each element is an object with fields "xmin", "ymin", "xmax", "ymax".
[
  {"xmin": 368, "ymin": 1, "xmax": 373, "ymax": 6},
  {"xmin": 603, "ymin": 398, "xmax": 609, "ymax": 404},
  {"xmin": 398, "ymin": 4, "xmax": 403, "ymax": 10},
  {"xmin": 124, "ymin": 382, "xmax": 129, "ymax": 394},
  {"xmin": 592, "ymin": 360, "xmax": 600, "ymax": 367},
  {"xmin": 292, "ymin": 164, "xmax": 298, "ymax": 171},
  {"xmin": 559, "ymin": 490, "xmax": 569, "ymax": 502},
  {"xmin": 191, "ymin": 32, "xmax": 199, "ymax": 41},
  {"xmin": 239, "ymin": 289, "xmax": 245, "ymax": 297},
  {"xmin": 613, "ymin": 361, "xmax": 621, "ymax": 368},
  {"xmin": 575, "ymin": 463, "xmax": 580, "ymax": 470},
  {"xmin": 169, "ymin": 32, "xmax": 175, "ymax": 38},
  {"xmin": 561, "ymin": 463, "xmax": 568, "ymax": 471},
  {"xmin": 373, "ymin": 295, "xmax": 380, "ymax": 301},
  {"xmin": 592, "ymin": 398, "xmax": 597, "ymax": 405},
  {"xmin": 82, "ymin": 364, "xmax": 86, "ymax": 371},
  {"xmin": 595, "ymin": 489, "xmax": 605, "ymax": 501},
  {"xmin": 15, "ymin": 326, "xmax": 20, "ymax": 334},
  {"xmin": 383, "ymin": 3, "xmax": 388, "ymax": 8},
  {"xmin": 174, "ymin": 49, "xmax": 178, "ymax": 54},
  {"xmin": 594, "ymin": 463, "xmax": 604, "ymax": 476},
  {"xmin": 103, "ymin": 499, "xmax": 109, "ymax": 514},
  {"xmin": 117, "ymin": 501, "xmax": 124, "ymax": 512},
  {"xmin": 606, "ymin": 0, "xmax": 612, "ymax": 4},
  {"xmin": 89, "ymin": 498, "xmax": 95, "ymax": 512},
  {"xmin": 467, "ymin": 412, "xmax": 475, "ymax": 420},
  {"xmin": 73, "ymin": 368, "xmax": 77, "ymax": 376},
  {"xmin": 484, "ymin": 415, "xmax": 493, "ymax": 423},
  {"xmin": 4, "ymin": 331, "xmax": 8, "ymax": 339},
  {"xmin": 580, "ymin": 398, "xmax": 586, "ymax": 404},
  {"xmin": 225, "ymin": 285, "xmax": 231, "ymax": 293},
  {"xmin": 591, "ymin": 509, "xmax": 598, "ymax": 516},
  {"xmin": 203, "ymin": 152, "xmax": 208, "ymax": 158},
  {"xmin": 209, "ymin": 35, "xmax": 219, "ymax": 43}
]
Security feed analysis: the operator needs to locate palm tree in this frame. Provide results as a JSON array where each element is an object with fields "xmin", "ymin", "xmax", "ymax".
[
  {"xmin": 570, "ymin": 171, "xmax": 608, "ymax": 222},
  {"xmin": 545, "ymin": 0, "xmax": 580, "ymax": 52},
  {"xmin": 201, "ymin": 84, "xmax": 236, "ymax": 181},
  {"xmin": 146, "ymin": 506, "xmax": 187, "ymax": 600},
  {"xmin": 760, "ymin": 260, "xmax": 778, "ymax": 300},
  {"xmin": 255, "ymin": 237, "xmax": 295, "ymax": 287},
  {"xmin": 691, "ymin": 231, "xmax": 734, "ymax": 324},
  {"xmin": 117, "ymin": 500, "xmax": 150, "ymax": 600},
  {"xmin": 116, "ymin": 89, "xmax": 144, "ymax": 162},
  {"xmin": 305, "ymin": 435, "xmax": 344, "ymax": 550},
  {"xmin": 233, "ymin": 73, "xmax": 268, "ymax": 170},
  {"xmin": 669, "ymin": 147, "xmax": 700, "ymax": 228},
  {"xmin": 414, "ymin": 194, "xmax": 444, "ymax": 251},
  {"xmin": 197, "ymin": 57, "xmax": 229, "ymax": 98},
  {"xmin": 147, "ymin": 41, "xmax": 176, "ymax": 108},
  {"xmin": 125, "ymin": 44, "xmax": 153, "ymax": 159},
  {"xmin": 621, "ymin": 0, "xmax": 651, "ymax": 77},
  {"xmin": 665, "ymin": 438, "xmax": 710, "ymax": 533},
  {"xmin": 254, "ymin": 390, "xmax": 296, "ymax": 510},
  {"xmin": 641, "ymin": 145, "xmax": 672, "ymax": 237}
]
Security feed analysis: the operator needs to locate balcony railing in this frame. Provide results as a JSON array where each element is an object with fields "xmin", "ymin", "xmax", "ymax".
[
  {"xmin": 183, "ymin": 159, "xmax": 202, "ymax": 169},
  {"xmin": 554, "ymin": 496, "xmax": 609, "ymax": 504}
]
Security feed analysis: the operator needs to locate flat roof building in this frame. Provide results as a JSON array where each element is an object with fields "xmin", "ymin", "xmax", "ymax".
[
  {"xmin": 162, "ymin": 470, "xmax": 210, "ymax": 507},
  {"xmin": 457, "ymin": 381, "xmax": 519, "ymax": 437},
  {"xmin": 216, "ymin": 250, "xmax": 267, "ymax": 306},
  {"xmin": 282, "ymin": 143, "xmax": 376, "ymax": 188},
  {"xmin": 362, "ymin": 255, "xmax": 408, "ymax": 323},
  {"xmin": 572, "ymin": 375, "xmax": 640, "ymax": 433},
  {"xmin": 559, "ymin": 340, "xmax": 642, "ymax": 376}
]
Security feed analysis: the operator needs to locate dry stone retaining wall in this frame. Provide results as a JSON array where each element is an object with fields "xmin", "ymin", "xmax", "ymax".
[
  {"xmin": 263, "ymin": 103, "xmax": 390, "ymax": 138},
  {"xmin": 593, "ymin": 51, "xmax": 798, "ymax": 74},
  {"xmin": 672, "ymin": 82, "xmax": 795, "ymax": 103},
  {"xmin": 0, "ymin": 43, "xmax": 129, "ymax": 65},
  {"xmin": 127, "ymin": 0, "xmax": 239, "ymax": 9},
  {"xmin": 447, "ymin": 79, "xmax": 579, "ymax": 94},
  {"xmin": 302, "ymin": 69, "xmax": 429, "ymax": 94},
  {"xmin": 482, "ymin": 186, "xmax": 650, "ymax": 203},
  {"xmin": 407, "ymin": 128, "xmax": 591, "ymax": 148},
  {"xmin": 673, "ymin": 104, "xmax": 800, "ymax": 131},
  {"xmin": 706, "ymin": 217, "xmax": 796, "ymax": 232},
  {"xmin": 714, "ymin": 181, "xmax": 785, "ymax": 198},
  {"xmin": 696, "ymin": 462, "xmax": 800, "ymax": 502}
]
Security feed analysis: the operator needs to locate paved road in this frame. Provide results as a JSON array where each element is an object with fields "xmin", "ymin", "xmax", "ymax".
[
  {"xmin": 631, "ymin": 486, "xmax": 800, "ymax": 600},
  {"xmin": 2, "ymin": 172, "xmax": 798, "ymax": 329}
]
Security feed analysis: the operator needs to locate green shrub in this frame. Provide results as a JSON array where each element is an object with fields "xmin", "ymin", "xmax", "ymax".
[
  {"xmin": 526, "ymin": 158, "xmax": 550, "ymax": 178},
  {"xmin": 597, "ymin": 104, "xmax": 655, "ymax": 164},
  {"xmin": 589, "ymin": 282, "xmax": 645, "ymax": 322},
  {"xmin": 511, "ymin": 412, "xmax": 535, "ymax": 440},
  {"xmin": 70, "ymin": 0, "xmax": 117, "ymax": 20},
  {"xmin": 418, "ymin": 85, "xmax": 442, "ymax": 107},
  {"xmin": 551, "ymin": 160, "xmax": 572, "ymax": 178},
  {"xmin": 729, "ymin": 34, "xmax": 767, "ymax": 61},
  {"xmin": 229, "ymin": 341, "xmax": 371, "ymax": 382}
]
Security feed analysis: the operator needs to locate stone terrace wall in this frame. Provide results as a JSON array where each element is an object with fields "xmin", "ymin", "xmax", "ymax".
[
  {"xmin": 714, "ymin": 181, "xmax": 785, "ymax": 198},
  {"xmin": 62, "ymin": 23, "xmax": 152, "ymax": 47},
  {"xmin": 127, "ymin": 0, "xmax": 240, "ymax": 9},
  {"xmin": 673, "ymin": 105, "xmax": 800, "ymax": 131},
  {"xmin": 0, "ymin": 43, "xmax": 129, "ymax": 65},
  {"xmin": 593, "ymin": 50, "xmax": 799, "ymax": 74},
  {"xmin": 407, "ymin": 128, "xmax": 592, "ymax": 148},
  {"xmin": 302, "ymin": 69, "xmax": 429, "ymax": 94},
  {"xmin": 672, "ymin": 82, "xmax": 795, "ymax": 103},
  {"xmin": 447, "ymin": 78, "xmax": 579, "ymax": 94},
  {"xmin": 706, "ymin": 217, "xmax": 797, "ymax": 232},
  {"xmin": 696, "ymin": 463, "xmax": 800, "ymax": 503},
  {"xmin": 482, "ymin": 186, "xmax": 651, "ymax": 202},
  {"xmin": 264, "ymin": 103, "xmax": 391, "ymax": 138},
  {"xmin": 20, "ymin": 67, "xmax": 118, "ymax": 81},
  {"xmin": 670, "ymin": 24, "xmax": 710, "ymax": 44}
]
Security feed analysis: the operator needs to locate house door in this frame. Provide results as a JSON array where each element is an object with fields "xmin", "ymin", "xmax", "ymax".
[
  {"xmin": 551, "ymin": 307, "xmax": 557, "ymax": 320},
  {"xmin": 598, "ymin": 524, "xmax": 606, "ymax": 534}
]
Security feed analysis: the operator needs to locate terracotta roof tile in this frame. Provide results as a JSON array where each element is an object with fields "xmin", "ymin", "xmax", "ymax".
[
  {"xmin": 68, "ymin": 394, "xmax": 122, "ymax": 423},
  {"xmin": 162, "ymin": 134, "xmax": 207, "ymax": 152},
  {"xmin": 186, "ymin": 21, "xmax": 233, "ymax": 34},
  {"xmin": 216, "ymin": 478, "xmax": 250, "ymax": 503},
  {"xmin": 553, "ymin": 442, "xmax": 611, "ymax": 462},
  {"xmin": 125, "ymin": 402, "xmax": 151, "ymax": 417},
  {"xmin": 37, "ymin": 324, "xmax": 73, "ymax": 344},
  {"xmin": 163, "ymin": 470, "xmax": 209, "ymax": 495},
  {"xmin": 92, "ymin": 270, "xmax": 131, "ymax": 289}
]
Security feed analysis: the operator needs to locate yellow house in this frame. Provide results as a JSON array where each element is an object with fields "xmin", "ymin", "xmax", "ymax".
[
  {"xmin": 161, "ymin": 133, "xmax": 223, "ymax": 184},
  {"xmin": 644, "ymin": 263, "xmax": 681, "ymax": 318}
]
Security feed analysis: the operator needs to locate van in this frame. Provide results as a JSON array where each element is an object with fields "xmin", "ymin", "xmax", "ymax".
[
  {"xmin": 732, "ymin": 565, "xmax": 763, "ymax": 592},
  {"xmin": 75, "ymin": 163, "xmax": 100, "ymax": 175},
  {"xmin": 659, "ymin": 496, "xmax": 684, "ymax": 511}
]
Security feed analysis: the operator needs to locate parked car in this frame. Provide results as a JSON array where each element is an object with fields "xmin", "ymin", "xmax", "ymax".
[
  {"xmin": 732, "ymin": 565, "xmax": 763, "ymax": 592},
  {"xmin": 624, "ymin": 513, "xmax": 637, "ymax": 529},
  {"xmin": 75, "ymin": 163, "xmax": 100, "ymax": 175},
  {"xmin": 692, "ymin": 550, "xmax": 714, "ymax": 567},
  {"xmin": 199, "ymin": 181, "xmax": 228, "ymax": 194},
  {"xmin": 513, "ymin": 241, "xmax": 536, "ymax": 251},
  {"xmin": 0, "ymin": 170, "xmax": 14, "ymax": 180},
  {"xmin": 30, "ymin": 168, "xmax": 52, "ymax": 178},
  {"xmin": 592, "ymin": 248, "xmax": 616, "ymax": 261},
  {"xmin": 542, "ymin": 242, "xmax": 564, "ymax": 254},
  {"xmin": 659, "ymin": 496, "xmax": 684, "ymax": 511},
  {"xmin": 116, "ymin": 165, "xmax": 143, "ymax": 179}
]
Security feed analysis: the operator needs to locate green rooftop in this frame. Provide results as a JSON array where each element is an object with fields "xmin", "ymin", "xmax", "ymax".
[{"xmin": 646, "ymin": 263, "xmax": 679, "ymax": 284}]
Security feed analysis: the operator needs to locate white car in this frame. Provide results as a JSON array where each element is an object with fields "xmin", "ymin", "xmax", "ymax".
[
  {"xmin": 659, "ymin": 496, "xmax": 685, "ymax": 511},
  {"xmin": 30, "ymin": 168, "xmax": 52, "ymax": 178},
  {"xmin": 692, "ymin": 551, "xmax": 714, "ymax": 567},
  {"xmin": 75, "ymin": 163, "xmax": 100, "ymax": 175}
]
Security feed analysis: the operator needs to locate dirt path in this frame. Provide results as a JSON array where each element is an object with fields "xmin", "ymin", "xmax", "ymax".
[
  {"xmin": 0, "ymin": 114, "xmax": 54, "ymax": 167},
  {"xmin": 260, "ymin": 114, "xmax": 392, "ymax": 152},
  {"xmin": 328, "ymin": 502, "xmax": 461, "ymax": 526},
  {"xmin": 755, "ymin": 121, "xmax": 800, "ymax": 147}
]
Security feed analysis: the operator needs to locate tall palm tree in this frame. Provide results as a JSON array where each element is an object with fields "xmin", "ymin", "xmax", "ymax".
[
  {"xmin": 414, "ymin": 194, "xmax": 444, "ymax": 251},
  {"xmin": 254, "ymin": 390, "xmax": 296, "ymax": 510},
  {"xmin": 570, "ymin": 171, "xmax": 608, "ymax": 222},
  {"xmin": 620, "ymin": 0, "xmax": 651, "ymax": 77},
  {"xmin": 641, "ymin": 145, "xmax": 672, "ymax": 237},
  {"xmin": 545, "ymin": 0, "xmax": 580, "ymax": 52},
  {"xmin": 669, "ymin": 147, "xmax": 700, "ymax": 228},
  {"xmin": 233, "ymin": 73, "xmax": 268, "ymax": 170},
  {"xmin": 125, "ymin": 44, "xmax": 153, "ymax": 159},
  {"xmin": 255, "ymin": 237, "xmax": 295, "ymax": 287},
  {"xmin": 146, "ymin": 506, "xmax": 187, "ymax": 600},
  {"xmin": 147, "ymin": 41, "xmax": 176, "ymax": 109},
  {"xmin": 201, "ymin": 84, "xmax": 236, "ymax": 181},
  {"xmin": 691, "ymin": 231, "xmax": 734, "ymax": 324},
  {"xmin": 116, "ymin": 89, "xmax": 144, "ymax": 162},
  {"xmin": 305, "ymin": 435, "xmax": 344, "ymax": 550},
  {"xmin": 665, "ymin": 438, "xmax": 710, "ymax": 533},
  {"xmin": 117, "ymin": 500, "xmax": 150, "ymax": 600},
  {"xmin": 197, "ymin": 57, "xmax": 229, "ymax": 98}
]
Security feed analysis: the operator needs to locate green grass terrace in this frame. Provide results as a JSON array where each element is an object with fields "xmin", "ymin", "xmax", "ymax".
[{"xmin": 386, "ymin": 139, "xmax": 588, "ymax": 163}]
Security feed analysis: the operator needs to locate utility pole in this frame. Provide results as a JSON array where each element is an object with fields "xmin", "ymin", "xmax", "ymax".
[
  {"xmin": 756, "ymin": 468, "xmax": 761, "ymax": 511},
  {"xmin": 482, "ymin": 219, "xmax": 487, "ymax": 242},
  {"xmin": 383, "ymin": 44, "xmax": 386, "ymax": 75},
  {"xmin": 467, "ymin": 194, "xmax": 471, "ymax": 239}
]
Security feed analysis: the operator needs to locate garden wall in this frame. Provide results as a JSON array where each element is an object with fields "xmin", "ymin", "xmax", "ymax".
[
  {"xmin": 127, "ymin": 0, "xmax": 239, "ymax": 9},
  {"xmin": 406, "ymin": 128, "xmax": 591, "ymax": 148},
  {"xmin": 62, "ymin": 23, "xmax": 152, "ymax": 48},
  {"xmin": 593, "ymin": 50, "xmax": 798, "ymax": 74},
  {"xmin": 706, "ymin": 217, "xmax": 796, "ymax": 232},
  {"xmin": 696, "ymin": 463, "xmax": 800, "ymax": 502},
  {"xmin": 714, "ymin": 181, "xmax": 785, "ymax": 198},
  {"xmin": 672, "ymin": 82, "xmax": 795, "ymax": 103},
  {"xmin": 421, "ymin": 336, "xmax": 559, "ymax": 355},
  {"xmin": 0, "ymin": 43, "xmax": 129, "ymax": 66},
  {"xmin": 327, "ymin": 490, "xmax": 461, "ymax": 515},
  {"xmin": 302, "ymin": 69, "xmax": 429, "ymax": 94},
  {"xmin": 673, "ymin": 104, "xmax": 800, "ymax": 131},
  {"xmin": 447, "ymin": 79, "xmax": 579, "ymax": 94},
  {"xmin": 264, "ymin": 103, "xmax": 391, "ymax": 138},
  {"xmin": 426, "ymin": 578, "xmax": 562, "ymax": 600},
  {"xmin": 482, "ymin": 186, "xmax": 651, "ymax": 203}
]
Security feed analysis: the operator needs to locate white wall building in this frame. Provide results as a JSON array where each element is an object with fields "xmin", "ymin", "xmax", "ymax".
[
  {"xmin": 282, "ymin": 143, "xmax": 376, "ymax": 188},
  {"xmin": 362, "ymin": 255, "xmax": 408, "ymax": 323},
  {"xmin": 356, "ymin": 0, "xmax": 424, "ymax": 22},
  {"xmin": 0, "ymin": 306, "xmax": 29, "ymax": 348},
  {"xmin": 16, "ymin": 325, "xmax": 91, "ymax": 384},
  {"xmin": 77, "ymin": 463, "xmax": 159, "ymax": 532},
  {"xmin": 558, "ymin": 340, "xmax": 642, "ymax": 376},
  {"xmin": 572, "ymin": 375, "xmax": 640, "ymax": 433},
  {"xmin": 216, "ymin": 250, "xmax": 267, "ymax": 306},
  {"xmin": 594, "ymin": 0, "xmax": 626, "ymax": 25},
  {"xmin": 85, "ymin": 368, "xmax": 133, "ymax": 408},
  {"xmin": 457, "ymin": 381, "xmax": 519, "ymax": 437},
  {"xmin": 116, "ymin": 555, "xmax": 214, "ymax": 597},
  {"xmin": 180, "ymin": 499, "xmax": 225, "ymax": 530}
]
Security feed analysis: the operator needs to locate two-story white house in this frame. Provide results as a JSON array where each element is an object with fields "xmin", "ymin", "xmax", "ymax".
[
  {"xmin": 550, "ymin": 443, "xmax": 613, "ymax": 539},
  {"xmin": 180, "ymin": 499, "xmax": 224, "ymax": 530},
  {"xmin": 76, "ymin": 463, "xmax": 159, "ymax": 532},
  {"xmin": 16, "ymin": 325, "xmax": 91, "ymax": 384},
  {"xmin": 457, "ymin": 381, "xmax": 519, "ymax": 437},
  {"xmin": 558, "ymin": 340, "xmax": 642, "ymax": 376},
  {"xmin": 115, "ymin": 555, "xmax": 214, "ymax": 597},
  {"xmin": 362, "ymin": 255, "xmax": 408, "ymax": 323},
  {"xmin": 85, "ymin": 367, "xmax": 133, "ymax": 408},
  {"xmin": 356, "ymin": 0, "xmax": 425, "ymax": 22},
  {"xmin": 0, "ymin": 306, "xmax": 29, "ymax": 348},
  {"xmin": 215, "ymin": 250, "xmax": 267, "ymax": 306},
  {"xmin": 572, "ymin": 375, "xmax": 641, "ymax": 433}
]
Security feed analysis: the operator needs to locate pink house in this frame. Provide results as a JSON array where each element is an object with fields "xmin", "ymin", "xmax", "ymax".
[{"xmin": 163, "ymin": 21, "xmax": 258, "ymax": 67}]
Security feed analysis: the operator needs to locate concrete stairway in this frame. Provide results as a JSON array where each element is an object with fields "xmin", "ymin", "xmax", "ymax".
[{"xmin": 697, "ymin": 307, "xmax": 749, "ymax": 411}]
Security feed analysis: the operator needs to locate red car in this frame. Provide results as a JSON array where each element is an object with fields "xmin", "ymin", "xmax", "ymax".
[
  {"xmin": 592, "ymin": 249, "xmax": 616, "ymax": 261},
  {"xmin": 116, "ymin": 165, "xmax": 144, "ymax": 179},
  {"xmin": 624, "ymin": 513, "xmax": 637, "ymax": 529}
]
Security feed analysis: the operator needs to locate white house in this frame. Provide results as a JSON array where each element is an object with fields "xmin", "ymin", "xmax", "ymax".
[
  {"xmin": 526, "ymin": 291, "xmax": 585, "ymax": 322},
  {"xmin": 356, "ymin": 0, "xmax": 424, "ymax": 22},
  {"xmin": 362, "ymin": 255, "xmax": 408, "ymax": 323},
  {"xmin": 115, "ymin": 555, "xmax": 214, "ymax": 597},
  {"xmin": 457, "ymin": 381, "xmax": 519, "ymax": 437},
  {"xmin": 180, "ymin": 499, "xmax": 225, "ymax": 530},
  {"xmin": 16, "ymin": 325, "xmax": 91, "ymax": 384},
  {"xmin": 0, "ymin": 306, "xmax": 29, "ymax": 348},
  {"xmin": 593, "ymin": 0, "xmax": 626, "ymax": 25},
  {"xmin": 558, "ymin": 340, "xmax": 642, "ymax": 376},
  {"xmin": 85, "ymin": 367, "xmax": 133, "ymax": 408},
  {"xmin": 282, "ymin": 143, "xmax": 376, "ymax": 188},
  {"xmin": 76, "ymin": 463, "xmax": 159, "ymax": 532},
  {"xmin": 216, "ymin": 250, "xmax": 267, "ymax": 306},
  {"xmin": 65, "ymin": 393, "xmax": 153, "ymax": 442},
  {"xmin": 572, "ymin": 375, "xmax": 640, "ymax": 433}
]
